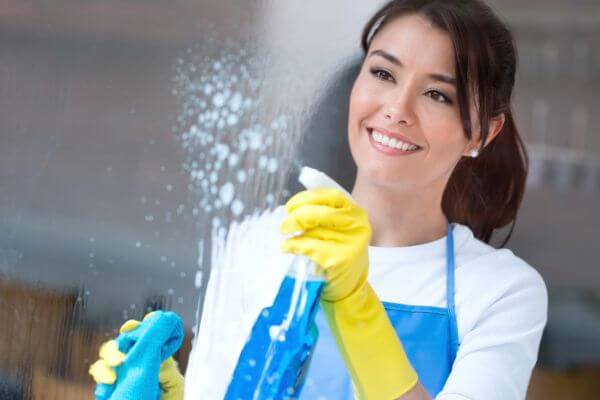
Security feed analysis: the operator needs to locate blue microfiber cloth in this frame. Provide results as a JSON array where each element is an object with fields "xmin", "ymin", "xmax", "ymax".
[{"xmin": 95, "ymin": 311, "xmax": 184, "ymax": 400}]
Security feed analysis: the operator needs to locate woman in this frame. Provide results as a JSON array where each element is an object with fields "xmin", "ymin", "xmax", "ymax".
[
  {"xmin": 93, "ymin": 0, "xmax": 548, "ymax": 399},
  {"xmin": 190, "ymin": 0, "xmax": 547, "ymax": 398}
]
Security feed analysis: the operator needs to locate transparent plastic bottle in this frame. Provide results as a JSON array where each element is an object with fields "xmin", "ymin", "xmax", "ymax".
[{"xmin": 225, "ymin": 167, "xmax": 349, "ymax": 400}]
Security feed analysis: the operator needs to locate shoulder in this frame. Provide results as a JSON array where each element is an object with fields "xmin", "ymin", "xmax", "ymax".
[{"xmin": 454, "ymin": 223, "xmax": 546, "ymax": 295}]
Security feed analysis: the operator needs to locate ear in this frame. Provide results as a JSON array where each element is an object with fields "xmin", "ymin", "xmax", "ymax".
[
  {"xmin": 483, "ymin": 113, "xmax": 505, "ymax": 148},
  {"xmin": 462, "ymin": 113, "xmax": 505, "ymax": 157}
]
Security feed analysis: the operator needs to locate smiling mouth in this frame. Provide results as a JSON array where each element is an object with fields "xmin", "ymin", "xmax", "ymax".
[{"xmin": 367, "ymin": 128, "xmax": 422, "ymax": 155}]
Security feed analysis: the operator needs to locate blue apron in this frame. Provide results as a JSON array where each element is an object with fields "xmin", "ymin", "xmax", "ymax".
[{"xmin": 300, "ymin": 223, "xmax": 459, "ymax": 399}]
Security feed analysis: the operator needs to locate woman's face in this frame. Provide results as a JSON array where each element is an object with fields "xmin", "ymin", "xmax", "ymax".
[{"xmin": 348, "ymin": 13, "xmax": 475, "ymax": 190}]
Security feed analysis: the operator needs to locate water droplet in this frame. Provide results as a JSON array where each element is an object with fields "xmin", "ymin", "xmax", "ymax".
[
  {"xmin": 227, "ymin": 114, "xmax": 239, "ymax": 126},
  {"xmin": 213, "ymin": 92, "xmax": 226, "ymax": 108},
  {"xmin": 267, "ymin": 158, "xmax": 278, "ymax": 173},
  {"xmin": 215, "ymin": 143, "xmax": 230, "ymax": 160},
  {"xmin": 219, "ymin": 182, "xmax": 235, "ymax": 205},
  {"xmin": 231, "ymin": 200, "xmax": 244, "ymax": 216},
  {"xmin": 228, "ymin": 154, "xmax": 239, "ymax": 167},
  {"xmin": 195, "ymin": 271, "xmax": 203, "ymax": 288},
  {"xmin": 259, "ymin": 156, "xmax": 268, "ymax": 168},
  {"xmin": 248, "ymin": 129, "xmax": 262, "ymax": 150},
  {"xmin": 229, "ymin": 92, "xmax": 243, "ymax": 112},
  {"xmin": 203, "ymin": 83, "xmax": 213, "ymax": 95}
]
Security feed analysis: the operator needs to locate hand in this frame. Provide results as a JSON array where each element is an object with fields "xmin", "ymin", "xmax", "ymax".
[
  {"xmin": 280, "ymin": 188, "xmax": 418, "ymax": 399},
  {"xmin": 89, "ymin": 311, "xmax": 185, "ymax": 400},
  {"xmin": 280, "ymin": 188, "xmax": 371, "ymax": 301}
]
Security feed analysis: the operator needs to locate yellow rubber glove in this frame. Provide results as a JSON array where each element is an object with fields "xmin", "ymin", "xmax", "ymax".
[
  {"xmin": 281, "ymin": 188, "xmax": 418, "ymax": 400},
  {"xmin": 89, "ymin": 313, "xmax": 185, "ymax": 400},
  {"xmin": 158, "ymin": 357, "xmax": 185, "ymax": 400}
]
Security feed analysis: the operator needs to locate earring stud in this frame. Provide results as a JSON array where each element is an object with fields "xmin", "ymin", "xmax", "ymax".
[{"xmin": 468, "ymin": 149, "xmax": 479, "ymax": 158}]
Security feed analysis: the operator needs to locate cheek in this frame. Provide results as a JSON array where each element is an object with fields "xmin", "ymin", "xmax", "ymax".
[
  {"xmin": 421, "ymin": 108, "xmax": 467, "ymax": 154},
  {"xmin": 348, "ymin": 75, "xmax": 379, "ymax": 126}
]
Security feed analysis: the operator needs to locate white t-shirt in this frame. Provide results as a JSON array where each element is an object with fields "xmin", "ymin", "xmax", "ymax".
[{"xmin": 185, "ymin": 207, "xmax": 548, "ymax": 400}]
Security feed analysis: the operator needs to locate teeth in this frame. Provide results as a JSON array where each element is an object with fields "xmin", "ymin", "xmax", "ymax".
[{"xmin": 371, "ymin": 130, "xmax": 418, "ymax": 151}]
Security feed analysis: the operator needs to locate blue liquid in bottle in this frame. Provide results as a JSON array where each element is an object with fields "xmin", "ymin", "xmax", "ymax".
[{"xmin": 225, "ymin": 259, "xmax": 324, "ymax": 400}]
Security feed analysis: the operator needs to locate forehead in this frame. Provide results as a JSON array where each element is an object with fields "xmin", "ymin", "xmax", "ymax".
[{"xmin": 369, "ymin": 13, "xmax": 455, "ymax": 75}]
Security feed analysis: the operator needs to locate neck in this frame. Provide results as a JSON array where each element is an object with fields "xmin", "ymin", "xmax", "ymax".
[{"xmin": 351, "ymin": 174, "xmax": 448, "ymax": 247}]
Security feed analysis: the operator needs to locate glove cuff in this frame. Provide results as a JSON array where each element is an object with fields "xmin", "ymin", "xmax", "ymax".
[{"xmin": 321, "ymin": 283, "xmax": 418, "ymax": 399}]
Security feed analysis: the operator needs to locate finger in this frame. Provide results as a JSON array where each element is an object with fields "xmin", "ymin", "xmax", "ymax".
[
  {"xmin": 281, "ymin": 204, "xmax": 357, "ymax": 234},
  {"xmin": 280, "ymin": 236, "xmax": 335, "ymax": 269},
  {"xmin": 99, "ymin": 340, "xmax": 126, "ymax": 367},
  {"xmin": 89, "ymin": 359, "xmax": 117, "ymax": 384},
  {"xmin": 285, "ymin": 188, "xmax": 350, "ymax": 214},
  {"xmin": 119, "ymin": 319, "xmax": 141, "ymax": 333},
  {"xmin": 143, "ymin": 311, "xmax": 157, "ymax": 321},
  {"xmin": 299, "ymin": 227, "xmax": 348, "ymax": 243}
]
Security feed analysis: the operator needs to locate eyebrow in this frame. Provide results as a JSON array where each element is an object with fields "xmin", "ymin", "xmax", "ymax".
[{"xmin": 368, "ymin": 49, "xmax": 457, "ymax": 86}]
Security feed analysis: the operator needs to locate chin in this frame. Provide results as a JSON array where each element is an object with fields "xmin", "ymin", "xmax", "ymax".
[{"xmin": 356, "ymin": 162, "xmax": 417, "ymax": 190}]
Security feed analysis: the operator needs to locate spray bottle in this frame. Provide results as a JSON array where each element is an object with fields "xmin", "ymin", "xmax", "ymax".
[{"xmin": 224, "ymin": 167, "xmax": 350, "ymax": 400}]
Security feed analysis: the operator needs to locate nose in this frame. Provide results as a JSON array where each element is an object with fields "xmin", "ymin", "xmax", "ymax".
[{"xmin": 384, "ymin": 87, "xmax": 416, "ymax": 126}]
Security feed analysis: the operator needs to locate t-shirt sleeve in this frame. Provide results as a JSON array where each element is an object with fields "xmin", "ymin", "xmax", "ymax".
[{"xmin": 437, "ymin": 252, "xmax": 548, "ymax": 400}]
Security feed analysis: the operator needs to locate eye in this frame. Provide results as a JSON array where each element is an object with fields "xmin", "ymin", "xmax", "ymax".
[
  {"xmin": 425, "ymin": 89, "xmax": 453, "ymax": 105},
  {"xmin": 369, "ymin": 67, "xmax": 394, "ymax": 82}
]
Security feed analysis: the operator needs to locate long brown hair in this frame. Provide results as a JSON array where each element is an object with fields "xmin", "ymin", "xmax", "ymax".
[{"xmin": 361, "ymin": 0, "xmax": 527, "ymax": 246}]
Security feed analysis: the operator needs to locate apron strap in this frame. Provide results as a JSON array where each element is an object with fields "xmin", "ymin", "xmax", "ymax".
[{"xmin": 445, "ymin": 222, "xmax": 459, "ymax": 361}]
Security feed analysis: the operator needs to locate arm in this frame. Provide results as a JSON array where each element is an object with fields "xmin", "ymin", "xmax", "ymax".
[
  {"xmin": 281, "ymin": 189, "xmax": 419, "ymax": 399},
  {"xmin": 437, "ymin": 263, "xmax": 548, "ymax": 399},
  {"xmin": 399, "ymin": 383, "xmax": 432, "ymax": 400}
]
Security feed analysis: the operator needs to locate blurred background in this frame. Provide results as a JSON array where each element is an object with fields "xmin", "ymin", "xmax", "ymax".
[{"xmin": 0, "ymin": 0, "xmax": 598, "ymax": 399}]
